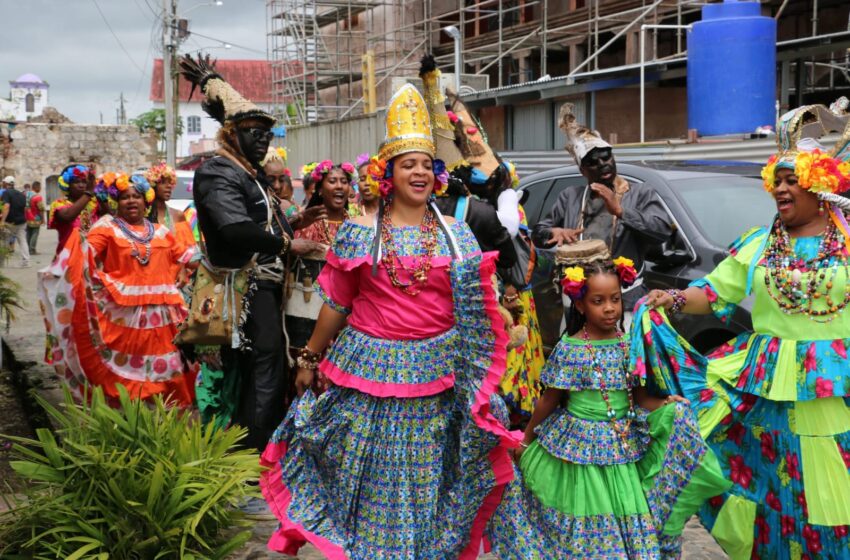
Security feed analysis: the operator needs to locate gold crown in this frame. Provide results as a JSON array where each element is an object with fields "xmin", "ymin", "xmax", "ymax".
[{"xmin": 379, "ymin": 84, "xmax": 435, "ymax": 162}]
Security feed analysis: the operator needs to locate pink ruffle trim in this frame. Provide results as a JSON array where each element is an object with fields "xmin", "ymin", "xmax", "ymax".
[
  {"xmin": 471, "ymin": 251, "xmax": 524, "ymax": 448},
  {"xmin": 458, "ymin": 445, "xmax": 514, "ymax": 560},
  {"xmin": 326, "ymin": 250, "xmax": 454, "ymax": 272},
  {"xmin": 259, "ymin": 441, "xmax": 349, "ymax": 559},
  {"xmin": 319, "ymin": 360, "xmax": 456, "ymax": 398}
]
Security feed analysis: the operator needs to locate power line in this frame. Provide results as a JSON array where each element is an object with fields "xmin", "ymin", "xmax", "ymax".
[
  {"xmin": 91, "ymin": 0, "xmax": 146, "ymax": 75},
  {"xmin": 182, "ymin": 29, "xmax": 266, "ymax": 55}
]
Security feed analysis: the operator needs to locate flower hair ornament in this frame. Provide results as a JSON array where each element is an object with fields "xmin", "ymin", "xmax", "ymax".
[
  {"xmin": 365, "ymin": 156, "xmax": 449, "ymax": 198},
  {"xmin": 95, "ymin": 172, "xmax": 155, "ymax": 213},
  {"xmin": 300, "ymin": 162, "xmax": 318, "ymax": 179},
  {"xmin": 561, "ymin": 266, "xmax": 587, "ymax": 300},
  {"xmin": 310, "ymin": 159, "xmax": 357, "ymax": 185},
  {"xmin": 58, "ymin": 165, "xmax": 91, "ymax": 193},
  {"xmin": 613, "ymin": 256, "xmax": 638, "ymax": 287},
  {"xmin": 144, "ymin": 162, "xmax": 176, "ymax": 189}
]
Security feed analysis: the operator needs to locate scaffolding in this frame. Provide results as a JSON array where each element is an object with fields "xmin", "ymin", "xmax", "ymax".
[{"xmin": 267, "ymin": 0, "xmax": 850, "ymax": 125}]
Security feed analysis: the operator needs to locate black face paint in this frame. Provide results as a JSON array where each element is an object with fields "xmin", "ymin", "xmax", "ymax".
[
  {"xmin": 581, "ymin": 148, "xmax": 617, "ymax": 188},
  {"xmin": 236, "ymin": 126, "xmax": 273, "ymax": 166}
]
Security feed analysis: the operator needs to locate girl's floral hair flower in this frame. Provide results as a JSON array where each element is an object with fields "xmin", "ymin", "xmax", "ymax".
[
  {"xmin": 355, "ymin": 152, "xmax": 371, "ymax": 168},
  {"xmin": 300, "ymin": 162, "xmax": 318, "ymax": 179},
  {"xmin": 144, "ymin": 162, "xmax": 176, "ymax": 189},
  {"xmin": 560, "ymin": 266, "xmax": 587, "ymax": 300},
  {"xmin": 59, "ymin": 165, "xmax": 90, "ymax": 192},
  {"xmin": 367, "ymin": 156, "xmax": 392, "ymax": 197},
  {"xmin": 311, "ymin": 160, "xmax": 357, "ymax": 185},
  {"xmin": 433, "ymin": 159, "xmax": 449, "ymax": 196},
  {"xmin": 613, "ymin": 256, "xmax": 637, "ymax": 287}
]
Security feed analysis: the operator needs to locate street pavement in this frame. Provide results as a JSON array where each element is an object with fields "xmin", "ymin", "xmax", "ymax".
[{"xmin": 2, "ymin": 229, "xmax": 727, "ymax": 559}]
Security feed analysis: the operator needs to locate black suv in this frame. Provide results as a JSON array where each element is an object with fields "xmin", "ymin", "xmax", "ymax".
[{"xmin": 520, "ymin": 161, "xmax": 777, "ymax": 354}]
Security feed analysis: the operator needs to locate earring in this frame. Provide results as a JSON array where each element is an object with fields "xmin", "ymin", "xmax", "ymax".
[{"xmin": 819, "ymin": 200, "xmax": 825, "ymax": 216}]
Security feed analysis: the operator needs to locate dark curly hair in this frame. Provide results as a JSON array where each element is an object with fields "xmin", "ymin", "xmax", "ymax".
[{"xmin": 564, "ymin": 259, "xmax": 624, "ymax": 335}]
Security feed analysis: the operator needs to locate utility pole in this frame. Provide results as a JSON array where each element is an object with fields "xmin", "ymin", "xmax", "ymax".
[
  {"xmin": 163, "ymin": 0, "xmax": 177, "ymax": 166},
  {"xmin": 118, "ymin": 92, "xmax": 127, "ymax": 125}
]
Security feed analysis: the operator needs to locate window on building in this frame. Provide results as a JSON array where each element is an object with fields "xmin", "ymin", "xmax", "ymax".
[
  {"xmin": 25, "ymin": 93, "xmax": 34, "ymax": 113},
  {"xmin": 187, "ymin": 115, "xmax": 201, "ymax": 135}
]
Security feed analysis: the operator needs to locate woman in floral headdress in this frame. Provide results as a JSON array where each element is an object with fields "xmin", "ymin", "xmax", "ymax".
[
  {"xmin": 637, "ymin": 103, "xmax": 850, "ymax": 558},
  {"xmin": 38, "ymin": 171, "xmax": 196, "ymax": 406},
  {"xmin": 355, "ymin": 152, "xmax": 380, "ymax": 217},
  {"xmin": 47, "ymin": 164, "xmax": 106, "ymax": 256},
  {"xmin": 260, "ymin": 83, "xmax": 520, "ymax": 559}
]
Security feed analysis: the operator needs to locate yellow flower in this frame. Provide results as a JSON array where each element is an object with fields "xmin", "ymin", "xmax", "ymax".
[
  {"xmin": 613, "ymin": 256, "xmax": 634, "ymax": 269},
  {"xmin": 563, "ymin": 266, "xmax": 585, "ymax": 283}
]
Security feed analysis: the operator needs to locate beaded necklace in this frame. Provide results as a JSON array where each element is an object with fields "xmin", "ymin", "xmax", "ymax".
[
  {"xmin": 763, "ymin": 215, "xmax": 850, "ymax": 322},
  {"xmin": 319, "ymin": 215, "xmax": 346, "ymax": 245},
  {"xmin": 380, "ymin": 202, "xmax": 440, "ymax": 296},
  {"xmin": 114, "ymin": 217, "xmax": 155, "ymax": 265},
  {"xmin": 582, "ymin": 327, "xmax": 636, "ymax": 451}
]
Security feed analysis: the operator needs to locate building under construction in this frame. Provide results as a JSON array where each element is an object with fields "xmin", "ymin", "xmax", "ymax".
[{"xmin": 266, "ymin": 0, "xmax": 850, "ymax": 153}]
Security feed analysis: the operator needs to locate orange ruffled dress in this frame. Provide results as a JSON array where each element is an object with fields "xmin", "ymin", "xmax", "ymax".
[{"xmin": 39, "ymin": 215, "xmax": 197, "ymax": 406}]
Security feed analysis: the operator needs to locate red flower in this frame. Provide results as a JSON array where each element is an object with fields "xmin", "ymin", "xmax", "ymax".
[
  {"xmin": 729, "ymin": 455, "xmax": 753, "ymax": 489},
  {"xmin": 803, "ymin": 343, "xmax": 818, "ymax": 372},
  {"xmin": 766, "ymin": 490, "xmax": 782, "ymax": 511},
  {"xmin": 704, "ymin": 285, "xmax": 718, "ymax": 303},
  {"xmin": 650, "ymin": 310, "xmax": 664, "ymax": 325},
  {"xmin": 685, "ymin": 353, "xmax": 697, "ymax": 368},
  {"xmin": 815, "ymin": 377, "xmax": 834, "ymax": 398},
  {"xmin": 767, "ymin": 337, "xmax": 780, "ymax": 354},
  {"xmin": 736, "ymin": 393, "xmax": 757, "ymax": 413},
  {"xmin": 737, "ymin": 366, "xmax": 752, "ymax": 388},
  {"xmin": 797, "ymin": 490, "xmax": 808, "ymax": 517},
  {"xmin": 781, "ymin": 515, "xmax": 796, "ymax": 537},
  {"xmin": 753, "ymin": 354, "xmax": 767, "ymax": 382},
  {"xmin": 831, "ymin": 338, "xmax": 848, "ymax": 359},
  {"xmin": 670, "ymin": 357, "xmax": 681, "ymax": 374},
  {"xmin": 839, "ymin": 444, "xmax": 850, "ymax": 469},
  {"xmin": 699, "ymin": 388, "xmax": 715, "ymax": 403},
  {"xmin": 803, "ymin": 525, "xmax": 823, "ymax": 554},
  {"xmin": 760, "ymin": 432, "xmax": 777, "ymax": 463},
  {"xmin": 787, "ymin": 452, "xmax": 801, "ymax": 481},
  {"xmin": 728, "ymin": 422, "xmax": 746, "ymax": 446},
  {"xmin": 709, "ymin": 495, "xmax": 724, "ymax": 508},
  {"xmin": 834, "ymin": 525, "xmax": 849, "ymax": 539},
  {"xmin": 709, "ymin": 342, "xmax": 735, "ymax": 359},
  {"xmin": 720, "ymin": 413, "xmax": 733, "ymax": 425},
  {"xmin": 755, "ymin": 515, "xmax": 770, "ymax": 545}
]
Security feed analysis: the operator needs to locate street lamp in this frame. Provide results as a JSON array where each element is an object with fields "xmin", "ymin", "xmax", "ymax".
[{"xmin": 442, "ymin": 25, "xmax": 462, "ymax": 94}]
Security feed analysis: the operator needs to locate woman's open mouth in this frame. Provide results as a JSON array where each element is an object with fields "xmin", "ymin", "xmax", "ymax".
[{"xmin": 776, "ymin": 195, "xmax": 793, "ymax": 212}]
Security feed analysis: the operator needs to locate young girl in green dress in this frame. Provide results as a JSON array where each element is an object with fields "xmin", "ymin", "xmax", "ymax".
[{"xmin": 488, "ymin": 245, "xmax": 731, "ymax": 559}]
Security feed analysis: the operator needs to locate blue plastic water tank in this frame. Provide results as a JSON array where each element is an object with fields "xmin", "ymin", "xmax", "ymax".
[{"xmin": 687, "ymin": 1, "xmax": 776, "ymax": 136}]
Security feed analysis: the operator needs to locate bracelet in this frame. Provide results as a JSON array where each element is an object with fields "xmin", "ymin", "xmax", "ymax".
[
  {"xmin": 279, "ymin": 234, "xmax": 292, "ymax": 255},
  {"xmin": 666, "ymin": 289, "xmax": 687, "ymax": 314},
  {"xmin": 296, "ymin": 346, "xmax": 322, "ymax": 370}
]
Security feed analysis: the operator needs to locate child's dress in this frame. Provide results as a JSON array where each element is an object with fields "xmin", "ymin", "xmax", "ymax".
[{"xmin": 487, "ymin": 335, "xmax": 731, "ymax": 559}]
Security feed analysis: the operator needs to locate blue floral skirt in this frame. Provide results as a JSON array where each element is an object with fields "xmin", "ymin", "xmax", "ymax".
[{"xmin": 260, "ymin": 386, "xmax": 510, "ymax": 560}]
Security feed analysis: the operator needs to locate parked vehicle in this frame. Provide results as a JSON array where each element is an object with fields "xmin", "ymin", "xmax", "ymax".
[
  {"xmin": 167, "ymin": 170, "xmax": 195, "ymax": 213},
  {"xmin": 519, "ymin": 161, "xmax": 776, "ymax": 354}
]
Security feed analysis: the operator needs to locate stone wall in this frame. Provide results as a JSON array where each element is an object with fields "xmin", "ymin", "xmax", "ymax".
[{"xmin": 0, "ymin": 121, "xmax": 157, "ymax": 203}]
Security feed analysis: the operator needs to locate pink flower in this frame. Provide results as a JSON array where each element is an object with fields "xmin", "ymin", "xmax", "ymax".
[
  {"xmin": 766, "ymin": 490, "xmax": 782, "ymax": 511},
  {"xmin": 340, "ymin": 162, "xmax": 355, "ymax": 175},
  {"xmin": 756, "ymin": 515, "xmax": 770, "ymax": 545},
  {"xmin": 781, "ymin": 515, "xmax": 796, "ymax": 537},
  {"xmin": 803, "ymin": 343, "xmax": 817, "ymax": 372},
  {"xmin": 815, "ymin": 377, "xmax": 834, "ymax": 398},
  {"xmin": 797, "ymin": 490, "xmax": 808, "ymax": 517},
  {"xmin": 446, "ymin": 110, "xmax": 459, "ymax": 124},
  {"xmin": 803, "ymin": 525, "xmax": 822, "ymax": 554},
  {"xmin": 728, "ymin": 422, "xmax": 746, "ymax": 446},
  {"xmin": 729, "ymin": 455, "xmax": 753, "ymax": 489},
  {"xmin": 736, "ymin": 366, "xmax": 751, "ymax": 388},
  {"xmin": 767, "ymin": 337, "xmax": 780, "ymax": 353},
  {"xmin": 130, "ymin": 355, "xmax": 145, "ymax": 369},
  {"xmin": 761, "ymin": 432, "xmax": 777, "ymax": 463},
  {"xmin": 699, "ymin": 388, "xmax": 715, "ymax": 403},
  {"xmin": 754, "ymin": 353, "xmax": 767, "ymax": 382},
  {"xmin": 633, "ymin": 358, "xmax": 646, "ymax": 378},
  {"xmin": 685, "ymin": 353, "xmax": 697, "ymax": 368},
  {"xmin": 787, "ymin": 452, "xmax": 801, "ymax": 480},
  {"xmin": 650, "ymin": 310, "xmax": 664, "ymax": 325},
  {"xmin": 832, "ymin": 339, "xmax": 848, "ymax": 359},
  {"xmin": 153, "ymin": 359, "xmax": 168, "ymax": 374},
  {"xmin": 736, "ymin": 393, "xmax": 757, "ymax": 413},
  {"xmin": 834, "ymin": 526, "xmax": 849, "ymax": 539}
]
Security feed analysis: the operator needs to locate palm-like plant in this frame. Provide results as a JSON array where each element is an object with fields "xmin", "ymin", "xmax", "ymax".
[{"xmin": 0, "ymin": 386, "xmax": 261, "ymax": 559}]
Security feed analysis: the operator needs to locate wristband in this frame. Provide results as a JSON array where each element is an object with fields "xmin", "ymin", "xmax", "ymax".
[
  {"xmin": 279, "ymin": 234, "xmax": 292, "ymax": 256},
  {"xmin": 666, "ymin": 289, "xmax": 687, "ymax": 314},
  {"xmin": 296, "ymin": 345, "xmax": 322, "ymax": 370}
]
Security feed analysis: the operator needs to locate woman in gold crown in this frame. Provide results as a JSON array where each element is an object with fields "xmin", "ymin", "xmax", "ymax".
[{"xmin": 259, "ymin": 84, "xmax": 520, "ymax": 559}]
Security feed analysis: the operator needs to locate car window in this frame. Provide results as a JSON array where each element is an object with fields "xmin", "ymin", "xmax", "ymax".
[
  {"xmin": 520, "ymin": 179, "xmax": 553, "ymax": 226},
  {"xmin": 671, "ymin": 177, "xmax": 774, "ymax": 248},
  {"xmin": 172, "ymin": 175, "xmax": 194, "ymax": 200},
  {"xmin": 542, "ymin": 176, "xmax": 587, "ymax": 219}
]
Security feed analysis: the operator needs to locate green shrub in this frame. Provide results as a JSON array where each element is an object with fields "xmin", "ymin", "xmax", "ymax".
[{"xmin": 0, "ymin": 386, "xmax": 261, "ymax": 559}]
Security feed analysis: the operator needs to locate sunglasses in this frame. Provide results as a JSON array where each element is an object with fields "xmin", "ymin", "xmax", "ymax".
[{"xmin": 241, "ymin": 128, "xmax": 275, "ymax": 142}]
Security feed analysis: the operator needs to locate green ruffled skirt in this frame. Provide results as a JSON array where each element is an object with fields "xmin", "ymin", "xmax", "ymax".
[{"xmin": 488, "ymin": 401, "xmax": 731, "ymax": 559}]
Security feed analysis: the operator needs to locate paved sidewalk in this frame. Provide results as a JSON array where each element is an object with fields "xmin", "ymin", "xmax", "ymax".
[{"xmin": 2, "ymin": 229, "xmax": 727, "ymax": 559}]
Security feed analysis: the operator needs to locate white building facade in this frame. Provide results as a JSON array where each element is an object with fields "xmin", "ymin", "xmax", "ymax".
[{"xmin": 0, "ymin": 73, "xmax": 49, "ymax": 122}]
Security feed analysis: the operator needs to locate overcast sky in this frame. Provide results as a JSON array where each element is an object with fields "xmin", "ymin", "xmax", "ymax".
[{"xmin": 1, "ymin": 0, "xmax": 268, "ymax": 124}]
